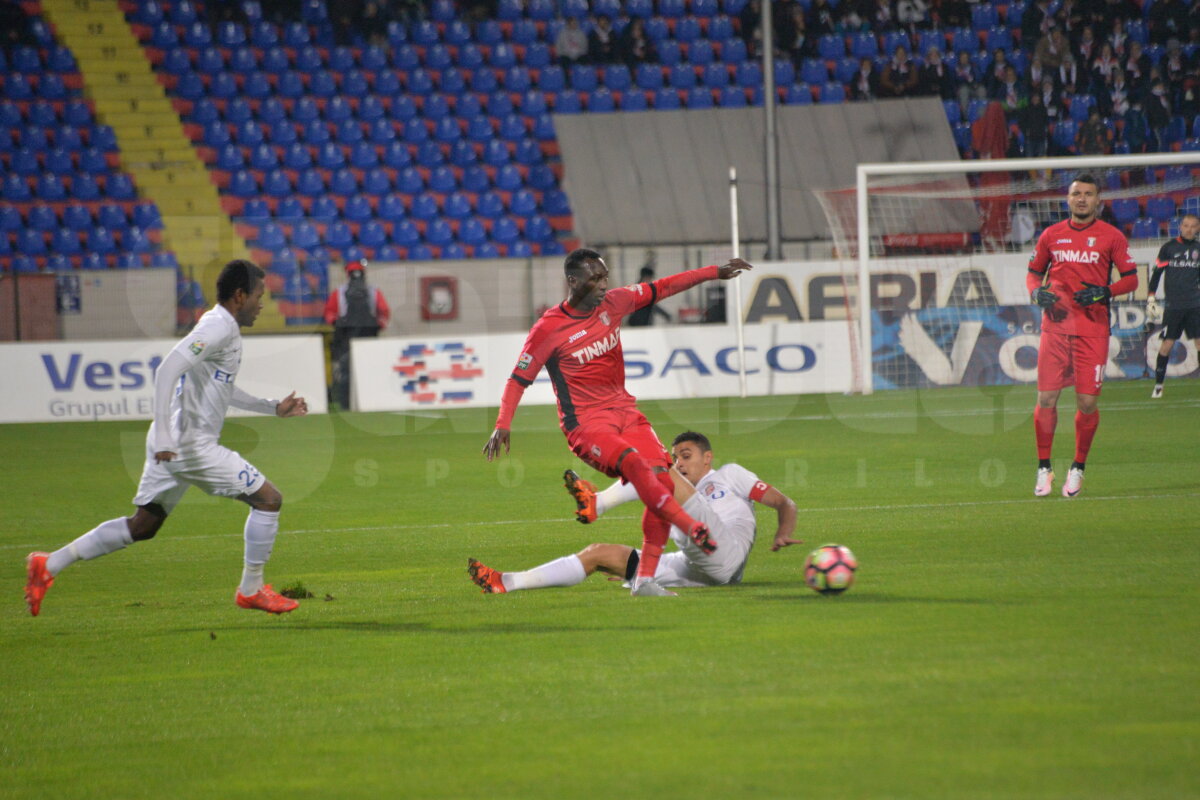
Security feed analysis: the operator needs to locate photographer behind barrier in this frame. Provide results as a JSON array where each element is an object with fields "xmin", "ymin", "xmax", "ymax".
[{"xmin": 323, "ymin": 260, "xmax": 391, "ymax": 409}]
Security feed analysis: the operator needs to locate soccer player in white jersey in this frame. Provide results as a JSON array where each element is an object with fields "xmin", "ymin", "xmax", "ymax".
[
  {"xmin": 24, "ymin": 260, "xmax": 309, "ymax": 617},
  {"xmin": 468, "ymin": 432, "xmax": 801, "ymax": 595}
]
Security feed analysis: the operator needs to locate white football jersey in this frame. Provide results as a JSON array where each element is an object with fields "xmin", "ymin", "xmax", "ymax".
[
  {"xmin": 668, "ymin": 462, "xmax": 767, "ymax": 553},
  {"xmin": 150, "ymin": 305, "xmax": 244, "ymax": 453}
]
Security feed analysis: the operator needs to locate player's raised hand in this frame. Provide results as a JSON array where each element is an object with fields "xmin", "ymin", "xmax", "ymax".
[
  {"xmin": 717, "ymin": 258, "xmax": 753, "ymax": 280},
  {"xmin": 771, "ymin": 532, "xmax": 803, "ymax": 551},
  {"xmin": 483, "ymin": 427, "xmax": 511, "ymax": 461},
  {"xmin": 276, "ymin": 392, "xmax": 308, "ymax": 417}
]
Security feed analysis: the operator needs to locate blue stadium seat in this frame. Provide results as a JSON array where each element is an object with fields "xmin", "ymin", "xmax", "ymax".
[
  {"xmin": 27, "ymin": 205, "xmax": 57, "ymax": 232},
  {"xmin": 492, "ymin": 217, "xmax": 520, "ymax": 245},
  {"xmin": 427, "ymin": 219, "xmax": 453, "ymax": 247},
  {"xmin": 311, "ymin": 195, "xmax": 340, "ymax": 221},
  {"xmin": 263, "ymin": 169, "xmax": 294, "ymax": 197},
  {"xmin": 543, "ymin": 189, "xmax": 571, "ymax": 215},
  {"xmin": 62, "ymin": 204, "xmax": 92, "ymax": 232},
  {"xmin": 1110, "ymin": 198, "xmax": 1140, "ymax": 227},
  {"xmin": 462, "ymin": 165, "xmax": 490, "ymax": 193},
  {"xmin": 378, "ymin": 194, "xmax": 407, "ymax": 225},
  {"xmin": 588, "ymin": 88, "xmax": 616, "ymax": 112},
  {"xmin": 554, "ymin": 91, "xmax": 583, "ymax": 113},
  {"xmin": 329, "ymin": 168, "xmax": 359, "ymax": 197},
  {"xmin": 687, "ymin": 87, "xmax": 714, "ymax": 108},
  {"xmin": 477, "ymin": 191, "xmax": 506, "ymax": 218},
  {"xmin": 1131, "ymin": 218, "xmax": 1160, "ymax": 239},
  {"xmin": 343, "ymin": 194, "xmax": 373, "ymax": 223},
  {"xmin": 986, "ymin": 27, "xmax": 1012, "ymax": 51},
  {"xmin": 620, "ymin": 90, "xmax": 649, "ymax": 111},
  {"xmin": 294, "ymin": 168, "xmax": 324, "ymax": 197},
  {"xmin": 800, "ymin": 58, "xmax": 827, "ymax": 85},
  {"xmin": 604, "ymin": 64, "xmax": 633, "ymax": 91},
  {"xmin": 669, "ymin": 64, "xmax": 697, "ymax": 89},
  {"xmin": 951, "ymin": 28, "xmax": 979, "ymax": 54},
  {"xmin": 850, "ymin": 32, "xmax": 878, "ymax": 59},
  {"xmin": 411, "ymin": 192, "xmax": 440, "ymax": 220},
  {"xmin": 657, "ymin": 40, "xmax": 681, "ymax": 66},
  {"xmin": 818, "ymin": 34, "xmax": 845, "ymax": 59},
  {"xmin": 715, "ymin": 86, "xmax": 744, "ymax": 107},
  {"xmin": 276, "ymin": 197, "xmax": 305, "ymax": 221},
  {"xmin": 324, "ymin": 221, "xmax": 355, "ymax": 251},
  {"xmin": 675, "ymin": 17, "xmax": 701, "ymax": 43},
  {"xmin": 690, "ymin": 40, "xmax": 714, "ymax": 65},
  {"xmin": 819, "ymin": 82, "xmax": 846, "ymax": 103},
  {"xmin": 654, "ymin": 87, "xmax": 681, "ymax": 109},
  {"xmin": 735, "ymin": 61, "xmax": 761, "ymax": 87},
  {"xmin": 1146, "ymin": 195, "xmax": 1176, "ymax": 222},
  {"xmin": 635, "ymin": 63, "xmax": 664, "ymax": 90},
  {"xmin": 494, "ymin": 164, "xmax": 523, "ymax": 191},
  {"xmin": 715, "ymin": 38, "xmax": 744, "ymax": 65}
]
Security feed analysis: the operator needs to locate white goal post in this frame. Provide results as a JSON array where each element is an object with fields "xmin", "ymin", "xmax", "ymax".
[{"xmin": 814, "ymin": 153, "xmax": 1200, "ymax": 395}]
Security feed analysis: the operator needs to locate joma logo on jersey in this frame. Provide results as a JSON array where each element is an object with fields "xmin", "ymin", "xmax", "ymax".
[
  {"xmin": 571, "ymin": 330, "xmax": 620, "ymax": 363},
  {"xmin": 1053, "ymin": 249, "xmax": 1101, "ymax": 263},
  {"xmin": 567, "ymin": 329, "xmax": 588, "ymax": 343}
]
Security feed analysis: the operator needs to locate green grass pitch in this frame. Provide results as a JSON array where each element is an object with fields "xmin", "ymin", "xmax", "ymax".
[{"xmin": 2, "ymin": 380, "xmax": 1198, "ymax": 799}]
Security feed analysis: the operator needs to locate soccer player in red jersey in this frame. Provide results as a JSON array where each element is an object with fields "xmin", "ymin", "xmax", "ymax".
[
  {"xmin": 482, "ymin": 248, "xmax": 752, "ymax": 596},
  {"xmin": 1026, "ymin": 174, "xmax": 1138, "ymax": 498}
]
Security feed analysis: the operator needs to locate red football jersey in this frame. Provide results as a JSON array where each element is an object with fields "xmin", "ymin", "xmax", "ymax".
[
  {"xmin": 1027, "ymin": 218, "xmax": 1138, "ymax": 337},
  {"xmin": 496, "ymin": 266, "xmax": 718, "ymax": 432}
]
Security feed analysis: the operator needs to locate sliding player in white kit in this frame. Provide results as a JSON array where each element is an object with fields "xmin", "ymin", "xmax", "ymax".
[
  {"xmin": 24, "ymin": 260, "xmax": 308, "ymax": 617},
  {"xmin": 468, "ymin": 431, "xmax": 801, "ymax": 595}
]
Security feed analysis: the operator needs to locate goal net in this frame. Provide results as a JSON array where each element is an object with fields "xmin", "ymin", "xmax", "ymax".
[{"xmin": 813, "ymin": 153, "xmax": 1200, "ymax": 395}]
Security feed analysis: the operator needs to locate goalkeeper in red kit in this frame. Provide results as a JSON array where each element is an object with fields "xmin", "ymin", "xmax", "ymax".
[
  {"xmin": 483, "ymin": 248, "xmax": 752, "ymax": 596},
  {"xmin": 1026, "ymin": 174, "xmax": 1138, "ymax": 498}
]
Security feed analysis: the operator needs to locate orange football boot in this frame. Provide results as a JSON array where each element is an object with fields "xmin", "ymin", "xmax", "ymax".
[
  {"xmin": 563, "ymin": 469, "xmax": 598, "ymax": 524},
  {"xmin": 235, "ymin": 584, "xmax": 299, "ymax": 614},
  {"xmin": 467, "ymin": 558, "xmax": 507, "ymax": 594},
  {"xmin": 24, "ymin": 552, "xmax": 54, "ymax": 617}
]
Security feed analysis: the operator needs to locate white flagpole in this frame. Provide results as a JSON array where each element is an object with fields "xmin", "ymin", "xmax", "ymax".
[{"xmin": 729, "ymin": 166, "xmax": 747, "ymax": 398}]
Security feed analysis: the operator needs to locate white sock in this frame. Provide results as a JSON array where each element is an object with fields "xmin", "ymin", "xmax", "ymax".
[
  {"xmin": 503, "ymin": 555, "xmax": 587, "ymax": 592},
  {"xmin": 595, "ymin": 479, "xmax": 641, "ymax": 517},
  {"xmin": 46, "ymin": 517, "xmax": 133, "ymax": 576},
  {"xmin": 239, "ymin": 509, "xmax": 279, "ymax": 596}
]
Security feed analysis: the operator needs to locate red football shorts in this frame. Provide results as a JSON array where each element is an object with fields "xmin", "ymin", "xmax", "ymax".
[
  {"xmin": 1037, "ymin": 331, "xmax": 1109, "ymax": 395},
  {"xmin": 565, "ymin": 406, "xmax": 670, "ymax": 478}
]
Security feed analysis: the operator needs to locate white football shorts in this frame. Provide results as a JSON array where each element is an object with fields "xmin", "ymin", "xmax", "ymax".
[
  {"xmin": 650, "ymin": 492, "xmax": 753, "ymax": 588},
  {"xmin": 132, "ymin": 438, "xmax": 267, "ymax": 514}
]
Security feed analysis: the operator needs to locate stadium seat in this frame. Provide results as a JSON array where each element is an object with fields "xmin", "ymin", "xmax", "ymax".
[
  {"xmin": 589, "ymin": 89, "xmax": 616, "ymax": 112},
  {"xmin": 819, "ymin": 82, "xmax": 845, "ymax": 103},
  {"xmin": 818, "ymin": 34, "xmax": 845, "ymax": 59},
  {"xmin": 1131, "ymin": 218, "xmax": 1160, "ymax": 239},
  {"xmin": 27, "ymin": 205, "xmax": 57, "ymax": 232},
  {"xmin": 800, "ymin": 58, "xmax": 827, "ymax": 85},
  {"xmin": 850, "ymin": 32, "xmax": 878, "ymax": 59},
  {"xmin": 620, "ymin": 90, "xmax": 649, "ymax": 111},
  {"xmin": 669, "ymin": 64, "xmax": 697, "ymax": 89},
  {"xmin": 1110, "ymin": 198, "xmax": 1140, "ymax": 227},
  {"xmin": 393, "ymin": 220, "xmax": 421, "ymax": 247},
  {"xmin": 654, "ymin": 88, "xmax": 682, "ymax": 109},
  {"xmin": 495, "ymin": 164, "xmax": 523, "ymax": 191},
  {"xmin": 720, "ymin": 86, "xmax": 748, "ymax": 106},
  {"xmin": 554, "ymin": 91, "xmax": 583, "ymax": 114},
  {"xmin": 1146, "ymin": 195, "xmax": 1176, "ymax": 222},
  {"xmin": 687, "ymin": 87, "xmax": 714, "ymax": 108}
]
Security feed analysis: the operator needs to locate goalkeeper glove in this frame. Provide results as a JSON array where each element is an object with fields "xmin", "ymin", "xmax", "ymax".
[
  {"xmin": 1073, "ymin": 282, "xmax": 1111, "ymax": 307},
  {"xmin": 1031, "ymin": 286, "xmax": 1058, "ymax": 309},
  {"xmin": 1146, "ymin": 296, "xmax": 1163, "ymax": 323}
]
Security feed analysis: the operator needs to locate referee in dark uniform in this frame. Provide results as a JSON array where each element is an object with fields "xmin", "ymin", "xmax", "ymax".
[{"xmin": 1147, "ymin": 213, "xmax": 1200, "ymax": 398}]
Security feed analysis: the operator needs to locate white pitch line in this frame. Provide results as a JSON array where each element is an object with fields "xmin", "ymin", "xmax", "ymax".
[{"xmin": 5, "ymin": 492, "xmax": 1198, "ymax": 551}]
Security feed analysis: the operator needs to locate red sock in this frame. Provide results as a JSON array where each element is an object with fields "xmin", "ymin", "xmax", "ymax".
[
  {"xmin": 619, "ymin": 452, "xmax": 697, "ymax": 532},
  {"xmin": 636, "ymin": 507, "xmax": 670, "ymax": 579},
  {"xmin": 1034, "ymin": 406, "xmax": 1057, "ymax": 461},
  {"xmin": 1074, "ymin": 409, "xmax": 1099, "ymax": 464}
]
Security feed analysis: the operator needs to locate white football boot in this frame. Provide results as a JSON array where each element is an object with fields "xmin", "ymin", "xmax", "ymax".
[
  {"xmin": 1151, "ymin": 384, "xmax": 1164, "ymax": 399},
  {"xmin": 1034, "ymin": 467, "xmax": 1054, "ymax": 497},
  {"xmin": 630, "ymin": 577, "xmax": 677, "ymax": 597},
  {"xmin": 1062, "ymin": 466, "xmax": 1084, "ymax": 498}
]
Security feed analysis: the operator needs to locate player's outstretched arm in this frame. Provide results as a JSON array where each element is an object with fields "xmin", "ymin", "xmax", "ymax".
[
  {"xmin": 717, "ymin": 258, "xmax": 753, "ymax": 280},
  {"xmin": 759, "ymin": 487, "xmax": 801, "ymax": 551},
  {"xmin": 483, "ymin": 427, "xmax": 511, "ymax": 461},
  {"xmin": 276, "ymin": 391, "xmax": 308, "ymax": 417}
]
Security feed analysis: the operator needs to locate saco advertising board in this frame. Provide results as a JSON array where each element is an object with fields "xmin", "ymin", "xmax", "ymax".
[
  {"xmin": 351, "ymin": 322, "xmax": 855, "ymax": 412},
  {"xmin": 0, "ymin": 336, "xmax": 328, "ymax": 424}
]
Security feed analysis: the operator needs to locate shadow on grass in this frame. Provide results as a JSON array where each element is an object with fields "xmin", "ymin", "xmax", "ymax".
[
  {"xmin": 751, "ymin": 591, "xmax": 1007, "ymax": 604},
  {"xmin": 172, "ymin": 621, "xmax": 670, "ymax": 635}
]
